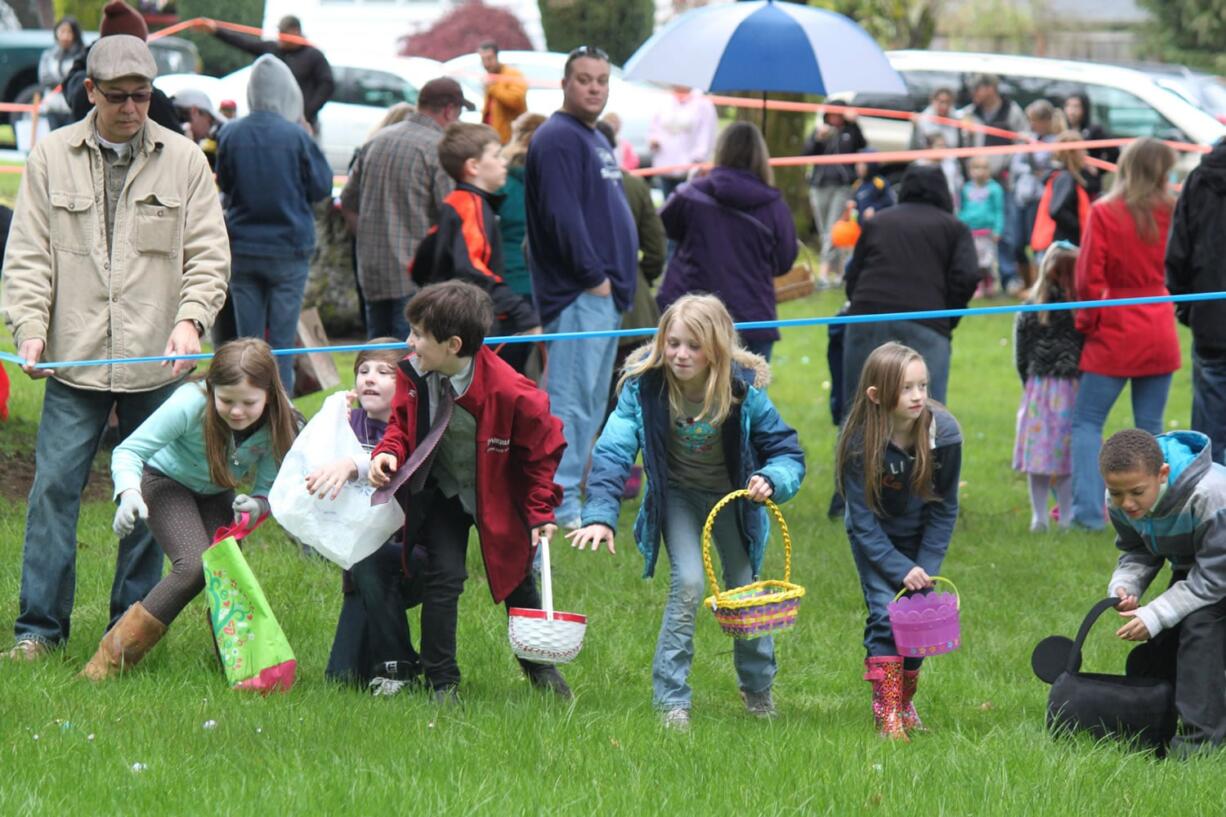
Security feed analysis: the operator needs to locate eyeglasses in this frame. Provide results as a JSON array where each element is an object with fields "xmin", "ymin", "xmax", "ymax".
[
  {"xmin": 97, "ymin": 89, "xmax": 153, "ymax": 105},
  {"xmin": 567, "ymin": 45, "xmax": 609, "ymax": 62}
]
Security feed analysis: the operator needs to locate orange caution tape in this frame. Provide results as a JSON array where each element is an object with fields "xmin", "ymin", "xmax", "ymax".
[{"xmin": 148, "ymin": 17, "xmax": 315, "ymax": 48}]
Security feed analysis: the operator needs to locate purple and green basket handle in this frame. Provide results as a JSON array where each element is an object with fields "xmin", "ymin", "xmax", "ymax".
[{"xmin": 891, "ymin": 575, "xmax": 960, "ymax": 609}]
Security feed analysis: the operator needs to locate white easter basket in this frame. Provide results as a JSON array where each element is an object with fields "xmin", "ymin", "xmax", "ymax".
[{"xmin": 507, "ymin": 536, "xmax": 587, "ymax": 665}]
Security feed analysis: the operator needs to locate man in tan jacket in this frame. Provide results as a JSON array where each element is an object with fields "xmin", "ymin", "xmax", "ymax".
[
  {"xmin": 479, "ymin": 41, "xmax": 527, "ymax": 144},
  {"xmin": 0, "ymin": 35, "xmax": 229, "ymax": 661}
]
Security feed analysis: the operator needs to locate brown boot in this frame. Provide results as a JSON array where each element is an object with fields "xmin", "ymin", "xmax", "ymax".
[
  {"xmin": 864, "ymin": 656, "xmax": 909, "ymax": 742},
  {"xmin": 80, "ymin": 603, "xmax": 167, "ymax": 682}
]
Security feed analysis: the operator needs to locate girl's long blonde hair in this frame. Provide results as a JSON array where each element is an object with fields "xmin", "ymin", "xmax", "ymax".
[
  {"xmin": 1105, "ymin": 137, "xmax": 1175, "ymax": 243},
  {"xmin": 1052, "ymin": 129, "xmax": 1088, "ymax": 186},
  {"xmin": 201, "ymin": 339, "xmax": 297, "ymax": 490},
  {"xmin": 835, "ymin": 342, "xmax": 936, "ymax": 516},
  {"xmin": 1030, "ymin": 244, "xmax": 1078, "ymax": 325},
  {"xmin": 619, "ymin": 294, "xmax": 759, "ymax": 426}
]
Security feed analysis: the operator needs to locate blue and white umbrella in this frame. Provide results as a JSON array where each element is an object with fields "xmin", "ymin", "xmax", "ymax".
[{"xmin": 623, "ymin": 0, "xmax": 905, "ymax": 97}]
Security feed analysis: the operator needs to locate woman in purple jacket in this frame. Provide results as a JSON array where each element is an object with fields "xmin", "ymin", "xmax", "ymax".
[{"xmin": 656, "ymin": 122, "xmax": 798, "ymax": 361}]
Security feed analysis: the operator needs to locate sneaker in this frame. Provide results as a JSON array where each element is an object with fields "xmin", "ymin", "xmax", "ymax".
[
  {"xmin": 661, "ymin": 707, "xmax": 691, "ymax": 732},
  {"xmin": 431, "ymin": 685, "xmax": 461, "ymax": 707},
  {"xmin": 742, "ymin": 688, "xmax": 777, "ymax": 719},
  {"xmin": 3, "ymin": 639, "xmax": 51, "ymax": 662},
  {"xmin": 524, "ymin": 664, "xmax": 573, "ymax": 700},
  {"xmin": 368, "ymin": 677, "xmax": 409, "ymax": 697}
]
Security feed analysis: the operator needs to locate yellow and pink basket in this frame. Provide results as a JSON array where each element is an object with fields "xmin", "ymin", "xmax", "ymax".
[{"xmin": 702, "ymin": 489, "xmax": 806, "ymax": 639}]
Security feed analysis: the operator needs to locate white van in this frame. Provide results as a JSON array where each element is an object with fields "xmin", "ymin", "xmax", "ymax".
[{"xmin": 849, "ymin": 51, "xmax": 1226, "ymax": 173}]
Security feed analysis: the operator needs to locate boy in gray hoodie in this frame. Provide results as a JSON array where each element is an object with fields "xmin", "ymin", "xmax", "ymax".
[{"xmin": 1101, "ymin": 428, "xmax": 1226, "ymax": 756}]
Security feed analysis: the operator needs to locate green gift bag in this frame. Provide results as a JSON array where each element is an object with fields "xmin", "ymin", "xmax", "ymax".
[{"xmin": 202, "ymin": 513, "xmax": 297, "ymax": 693}]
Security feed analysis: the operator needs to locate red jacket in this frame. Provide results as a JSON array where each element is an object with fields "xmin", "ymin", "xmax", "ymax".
[
  {"xmin": 372, "ymin": 345, "xmax": 565, "ymax": 602},
  {"xmin": 1074, "ymin": 197, "xmax": 1181, "ymax": 377}
]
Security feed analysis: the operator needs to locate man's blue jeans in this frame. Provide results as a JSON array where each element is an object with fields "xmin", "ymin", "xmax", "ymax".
[
  {"xmin": 230, "ymin": 253, "xmax": 311, "ymax": 394},
  {"xmin": 364, "ymin": 296, "xmax": 411, "ymax": 343},
  {"xmin": 14, "ymin": 377, "xmax": 178, "ymax": 647},
  {"xmin": 998, "ymin": 192, "xmax": 1019, "ymax": 289},
  {"xmin": 1070, "ymin": 372, "xmax": 1172, "ymax": 529},
  {"xmin": 544, "ymin": 292, "xmax": 621, "ymax": 525},
  {"xmin": 653, "ymin": 486, "xmax": 775, "ymax": 709},
  {"xmin": 1192, "ymin": 351, "xmax": 1226, "ymax": 466}
]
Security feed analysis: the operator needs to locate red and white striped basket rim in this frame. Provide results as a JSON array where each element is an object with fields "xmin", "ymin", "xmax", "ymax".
[{"xmin": 508, "ymin": 607, "xmax": 587, "ymax": 625}]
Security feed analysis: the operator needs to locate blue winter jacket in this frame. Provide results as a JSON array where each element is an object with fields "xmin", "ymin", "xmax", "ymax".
[{"xmin": 581, "ymin": 352, "xmax": 806, "ymax": 578}]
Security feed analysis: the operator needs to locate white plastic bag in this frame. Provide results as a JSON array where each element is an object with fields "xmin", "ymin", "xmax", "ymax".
[{"xmin": 269, "ymin": 392, "xmax": 404, "ymax": 570}]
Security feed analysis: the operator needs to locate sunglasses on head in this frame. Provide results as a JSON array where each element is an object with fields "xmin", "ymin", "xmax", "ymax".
[
  {"xmin": 98, "ymin": 88, "xmax": 153, "ymax": 105},
  {"xmin": 567, "ymin": 45, "xmax": 609, "ymax": 62}
]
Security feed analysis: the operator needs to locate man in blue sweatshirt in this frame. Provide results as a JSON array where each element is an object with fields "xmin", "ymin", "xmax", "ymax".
[{"xmin": 525, "ymin": 45, "xmax": 638, "ymax": 527}]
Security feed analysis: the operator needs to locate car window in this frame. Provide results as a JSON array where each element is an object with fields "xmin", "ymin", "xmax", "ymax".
[
  {"xmin": 1082, "ymin": 84, "xmax": 1181, "ymax": 139},
  {"xmin": 900, "ymin": 70, "xmax": 964, "ymax": 109},
  {"xmin": 333, "ymin": 67, "xmax": 418, "ymax": 107}
]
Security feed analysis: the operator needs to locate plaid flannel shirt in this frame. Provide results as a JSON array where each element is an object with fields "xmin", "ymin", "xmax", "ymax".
[{"xmin": 341, "ymin": 112, "xmax": 454, "ymax": 301}]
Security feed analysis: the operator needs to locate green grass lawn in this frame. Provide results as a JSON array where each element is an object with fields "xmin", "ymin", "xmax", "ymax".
[{"xmin": 1, "ymin": 291, "xmax": 1221, "ymax": 816}]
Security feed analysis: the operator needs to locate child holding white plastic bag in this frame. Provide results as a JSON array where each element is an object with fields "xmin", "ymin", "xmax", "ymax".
[{"xmin": 274, "ymin": 340, "xmax": 427, "ymax": 694}]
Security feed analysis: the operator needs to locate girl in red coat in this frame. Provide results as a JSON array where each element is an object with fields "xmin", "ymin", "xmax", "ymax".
[{"xmin": 1069, "ymin": 138, "xmax": 1181, "ymax": 530}]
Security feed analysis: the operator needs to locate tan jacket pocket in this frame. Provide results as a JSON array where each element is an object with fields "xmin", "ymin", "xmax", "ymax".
[
  {"xmin": 133, "ymin": 194, "xmax": 182, "ymax": 255},
  {"xmin": 49, "ymin": 190, "xmax": 95, "ymax": 254}
]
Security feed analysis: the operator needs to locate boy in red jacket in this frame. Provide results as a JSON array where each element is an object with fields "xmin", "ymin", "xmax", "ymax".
[
  {"xmin": 369, "ymin": 280, "xmax": 569, "ymax": 702},
  {"xmin": 411, "ymin": 122, "xmax": 539, "ymax": 372}
]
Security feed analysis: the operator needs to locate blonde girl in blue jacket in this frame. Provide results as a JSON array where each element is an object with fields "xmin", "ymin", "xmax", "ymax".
[
  {"xmin": 82, "ymin": 339, "xmax": 297, "ymax": 681},
  {"xmin": 568, "ymin": 294, "xmax": 805, "ymax": 731}
]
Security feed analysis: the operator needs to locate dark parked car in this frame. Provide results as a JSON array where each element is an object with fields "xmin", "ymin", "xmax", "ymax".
[{"xmin": 0, "ymin": 29, "xmax": 198, "ymax": 120}]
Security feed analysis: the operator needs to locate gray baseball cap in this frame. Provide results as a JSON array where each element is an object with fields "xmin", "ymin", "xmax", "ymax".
[
  {"xmin": 172, "ymin": 89, "xmax": 222, "ymax": 121},
  {"xmin": 87, "ymin": 34, "xmax": 158, "ymax": 82}
]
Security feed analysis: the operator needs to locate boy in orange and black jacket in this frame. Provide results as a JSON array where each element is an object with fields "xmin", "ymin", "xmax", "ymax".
[{"xmin": 411, "ymin": 122, "xmax": 540, "ymax": 371}]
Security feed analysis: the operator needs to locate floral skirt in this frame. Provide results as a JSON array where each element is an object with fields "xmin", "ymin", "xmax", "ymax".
[{"xmin": 1013, "ymin": 375, "xmax": 1078, "ymax": 475}]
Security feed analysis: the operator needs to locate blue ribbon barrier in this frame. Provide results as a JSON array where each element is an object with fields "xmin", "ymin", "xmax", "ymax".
[{"xmin": 1, "ymin": 291, "xmax": 1222, "ymax": 371}]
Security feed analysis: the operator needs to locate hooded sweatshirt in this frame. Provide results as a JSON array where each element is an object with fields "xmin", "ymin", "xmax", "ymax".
[
  {"xmin": 216, "ymin": 56, "xmax": 332, "ymax": 258},
  {"xmin": 1108, "ymin": 431, "xmax": 1226, "ymax": 637},
  {"xmin": 1165, "ymin": 138, "xmax": 1226, "ymax": 358},
  {"xmin": 845, "ymin": 165, "xmax": 980, "ymax": 337},
  {"xmin": 656, "ymin": 166, "xmax": 798, "ymax": 343}
]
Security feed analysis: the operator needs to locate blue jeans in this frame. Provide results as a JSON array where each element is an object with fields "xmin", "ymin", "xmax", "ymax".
[
  {"xmin": 850, "ymin": 533, "xmax": 924, "ymax": 668},
  {"xmin": 545, "ymin": 292, "xmax": 621, "ymax": 524},
  {"xmin": 653, "ymin": 486, "xmax": 775, "ymax": 709},
  {"xmin": 230, "ymin": 253, "xmax": 311, "ymax": 394},
  {"xmin": 15, "ymin": 378, "xmax": 179, "ymax": 647},
  {"xmin": 998, "ymin": 193, "xmax": 1019, "ymax": 289},
  {"xmin": 1070, "ymin": 371, "xmax": 1172, "ymax": 529},
  {"xmin": 1192, "ymin": 351, "xmax": 1226, "ymax": 466},
  {"xmin": 364, "ymin": 296, "xmax": 411, "ymax": 343},
  {"xmin": 741, "ymin": 337, "xmax": 774, "ymax": 362}
]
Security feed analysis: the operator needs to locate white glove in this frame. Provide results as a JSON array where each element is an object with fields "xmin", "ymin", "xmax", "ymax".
[
  {"xmin": 113, "ymin": 490, "xmax": 148, "ymax": 538},
  {"xmin": 232, "ymin": 494, "xmax": 269, "ymax": 521}
]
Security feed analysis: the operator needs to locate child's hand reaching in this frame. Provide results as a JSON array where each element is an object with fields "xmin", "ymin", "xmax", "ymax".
[
  {"xmin": 113, "ymin": 490, "xmax": 148, "ymax": 538},
  {"xmin": 369, "ymin": 453, "xmax": 398, "ymax": 487},
  {"xmin": 232, "ymin": 494, "xmax": 268, "ymax": 521},
  {"xmin": 902, "ymin": 566, "xmax": 933, "ymax": 592},
  {"xmin": 745, "ymin": 474, "xmax": 773, "ymax": 502},
  {"xmin": 1114, "ymin": 586, "xmax": 1138, "ymax": 612},
  {"xmin": 567, "ymin": 523, "xmax": 617, "ymax": 554},
  {"xmin": 1116, "ymin": 610, "xmax": 1152, "ymax": 641},
  {"xmin": 306, "ymin": 457, "xmax": 359, "ymax": 500}
]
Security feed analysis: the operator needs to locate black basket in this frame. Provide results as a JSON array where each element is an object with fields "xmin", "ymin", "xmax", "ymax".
[{"xmin": 1031, "ymin": 597, "xmax": 1177, "ymax": 752}]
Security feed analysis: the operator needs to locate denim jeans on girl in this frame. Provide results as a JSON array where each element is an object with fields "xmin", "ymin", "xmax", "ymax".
[
  {"xmin": 229, "ymin": 253, "xmax": 311, "ymax": 394},
  {"xmin": 1070, "ymin": 371, "xmax": 1172, "ymax": 529},
  {"xmin": 653, "ymin": 486, "xmax": 776, "ymax": 710},
  {"xmin": 849, "ymin": 533, "xmax": 924, "ymax": 670}
]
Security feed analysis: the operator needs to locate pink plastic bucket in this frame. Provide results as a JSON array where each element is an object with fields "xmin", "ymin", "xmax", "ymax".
[{"xmin": 888, "ymin": 576, "xmax": 961, "ymax": 657}]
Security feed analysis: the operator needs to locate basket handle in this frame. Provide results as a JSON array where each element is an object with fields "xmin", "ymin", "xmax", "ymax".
[
  {"xmin": 701, "ymin": 488, "xmax": 792, "ymax": 602},
  {"xmin": 538, "ymin": 534, "xmax": 554, "ymax": 621},
  {"xmin": 891, "ymin": 575, "xmax": 960, "ymax": 609}
]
